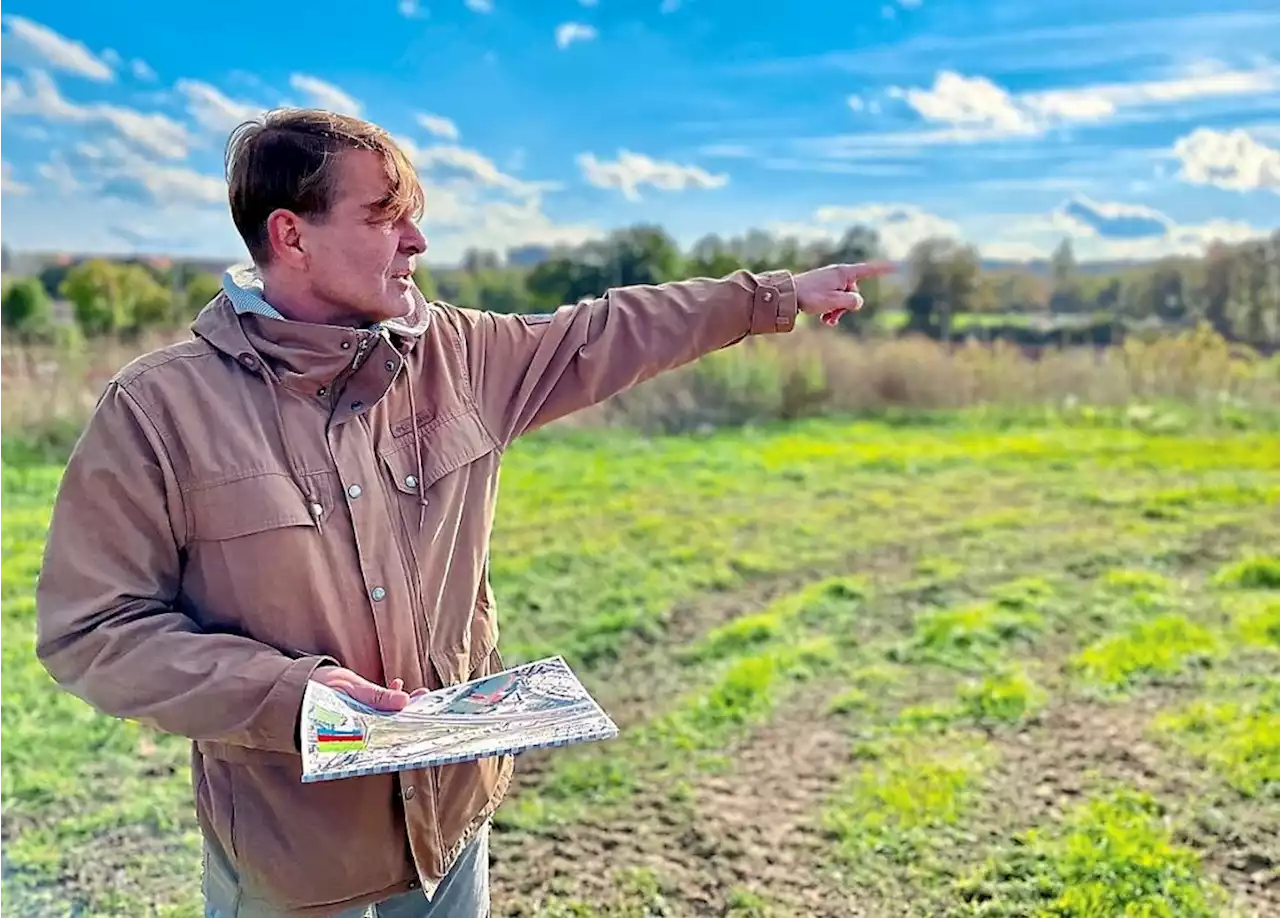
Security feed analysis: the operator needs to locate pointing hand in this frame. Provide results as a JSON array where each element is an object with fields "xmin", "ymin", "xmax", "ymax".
[{"xmin": 793, "ymin": 261, "xmax": 896, "ymax": 327}]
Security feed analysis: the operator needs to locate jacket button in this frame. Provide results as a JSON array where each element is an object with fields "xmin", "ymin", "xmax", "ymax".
[
  {"xmin": 403, "ymin": 786, "xmax": 416, "ymax": 800},
  {"xmin": 347, "ymin": 484, "xmax": 362, "ymax": 499},
  {"xmin": 317, "ymin": 386, "xmax": 327, "ymax": 398},
  {"xmin": 762, "ymin": 290, "xmax": 774, "ymax": 302},
  {"xmin": 370, "ymin": 586, "xmax": 386, "ymax": 602},
  {"xmin": 405, "ymin": 475, "xmax": 418, "ymax": 489},
  {"xmin": 384, "ymin": 360, "xmax": 396, "ymax": 372},
  {"xmin": 350, "ymin": 400, "xmax": 364, "ymax": 411}
]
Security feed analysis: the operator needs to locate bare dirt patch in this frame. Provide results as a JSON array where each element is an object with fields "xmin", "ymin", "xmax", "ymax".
[{"xmin": 491, "ymin": 697, "xmax": 866, "ymax": 917}]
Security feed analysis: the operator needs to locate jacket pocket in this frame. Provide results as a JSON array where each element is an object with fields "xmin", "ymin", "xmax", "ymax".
[
  {"xmin": 378, "ymin": 406, "xmax": 497, "ymax": 496},
  {"xmin": 180, "ymin": 471, "xmax": 341, "ymax": 648},
  {"xmin": 222, "ymin": 761, "xmax": 413, "ymax": 910},
  {"xmin": 186, "ymin": 471, "xmax": 334, "ymax": 541}
]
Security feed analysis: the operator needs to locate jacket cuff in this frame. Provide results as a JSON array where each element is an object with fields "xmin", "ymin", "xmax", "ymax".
[
  {"xmin": 748, "ymin": 270, "xmax": 798, "ymax": 336},
  {"xmin": 263, "ymin": 653, "xmax": 339, "ymax": 753}
]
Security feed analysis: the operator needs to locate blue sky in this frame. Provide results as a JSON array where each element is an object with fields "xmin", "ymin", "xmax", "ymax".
[{"xmin": 1, "ymin": 0, "xmax": 1277, "ymax": 266}]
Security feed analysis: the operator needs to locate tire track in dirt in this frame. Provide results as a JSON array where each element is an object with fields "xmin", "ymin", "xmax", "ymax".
[
  {"xmin": 492, "ymin": 694, "xmax": 867, "ymax": 917},
  {"xmin": 491, "ymin": 514, "xmax": 1274, "ymax": 914}
]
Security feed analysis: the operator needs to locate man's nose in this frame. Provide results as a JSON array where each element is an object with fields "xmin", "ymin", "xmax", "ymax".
[{"xmin": 401, "ymin": 219, "xmax": 428, "ymax": 255}]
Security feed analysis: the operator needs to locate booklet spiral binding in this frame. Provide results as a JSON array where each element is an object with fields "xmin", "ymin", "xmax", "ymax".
[{"xmin": 300, "ymin": 655, "xmax": 619, "ymax": 783}]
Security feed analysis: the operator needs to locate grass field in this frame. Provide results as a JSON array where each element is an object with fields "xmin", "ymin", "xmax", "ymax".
[{"xmin": 3, "ymin": 406, "xmax": 1278, "ymax": 917}]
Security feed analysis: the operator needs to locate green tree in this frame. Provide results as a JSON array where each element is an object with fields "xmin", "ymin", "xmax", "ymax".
[
  {"xmin": 413, "ymin": 267, "xmax": 440, "ymax": 301},
  {"xmin": 1, "ymin": 276, "xmax": 57, "ymax": 341},
  {"xmin": 183, "ymin": 272, "xmax": 225, "ymax": 320},
  {"xmin": 1048, "ymin": 238, "xmax": 1085, "ymax": 313},
  {"xmin": 60, "ymin": 259, "xmax": 175, "ymax": 336},
  {"xmin": 902, "ymin": 238, "xmax": 981, "ymax": 338}
]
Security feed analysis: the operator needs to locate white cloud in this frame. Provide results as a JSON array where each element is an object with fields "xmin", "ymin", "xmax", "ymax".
[
  {"xmin": 37, "ymin": 155, "xmax": 82, "ymax": 195},
  {"xmin": 771, "ymin": 203, "xmax": 962, "ymax": 259},
  {"xmin": 2, "ymin": 70, "xmax": 191, "ymax": 159},
  {"xmin": 1055, "ymin": 195, "xmax": 1172, "ymax": 238},
  {"xmin": 288, "ymin": 74, "xmax": 362, "ymax": 116},
  {"xmin": 556, "ymin": 22, "xmax": 598, "ymax": 49},
  {"xmin": 888, "ymin": 62, "xmax": 1280, "ymax": 141},
  {"xmin": 131, "ymin": 59, "xmax": 157, "ymax": 81},
  {"xmin": 465, "ymin": 0, "xmax": 494, "ymax": 11},
  {"xmin": 76, "ymin": 139, "xmax": 225, "ymax": 207},
  {"xmin": 2, "ymin": 162, "xmax": 31, "ymax": 196},
  {"xmin": 400, "ymin": 140, "xmax": 553, "ymax": 198},
  {"xmin": 2, "ymin": 15, "xmax": 114, "ymax": 81},
  {"xmin": 398, "ymin": 0, "xmax": 425, "ymax": 17},
  {"xmin": 430, "ymin": 196, "xmax": 602, "ymax": 261},
  {"xmin": 577, "ymin": 150, "xmax": 729, "ymax": 201},
  {"xmin": 1171, "ymin": 127, "xmax": 1280, "ymax": 193},
  {"xmin": 980, "ymin": 196, "xmax": 1270, "ymax": 261},
  {"xmin": 381, "ymin": 136, "xmax": 600, "ymax": 264},
  {"xmin": 177, "ymin": 79, "xmax": 266, "ymax": 134},
  {"xmin": 416, "ymin": 112, "xmax": 460, "ymax": 141}
]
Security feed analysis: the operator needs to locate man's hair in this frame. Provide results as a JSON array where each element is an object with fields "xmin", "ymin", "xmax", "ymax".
[{"xmin": 224, "ymin": 108, "xmax": 424, "ymax": 265}]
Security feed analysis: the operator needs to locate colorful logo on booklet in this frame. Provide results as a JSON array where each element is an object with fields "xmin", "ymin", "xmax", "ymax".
[{"xmin": 313, "ymin": 706, "xmax": 367, "ymax": 752}]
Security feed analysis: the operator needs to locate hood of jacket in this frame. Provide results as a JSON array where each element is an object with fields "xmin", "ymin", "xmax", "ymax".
[{"xmin": 191, "ymin": 263, "xmax": 434, "ymax": 390}]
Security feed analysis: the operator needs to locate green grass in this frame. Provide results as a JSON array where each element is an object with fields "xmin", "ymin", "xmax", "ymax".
[
  {"xmin": 1153, "ymin": 677, "xmax": 1280, "ymax": 798},
  {"xmin": 822, "ymin": 736, "xmax": 990, "ymax": 869},
  {"xmin": 953, "ymin": 790, "xmax": 1231, "ymax": 918},
  {"xmin": 4, "ymin": 409, "xmax": 1280, "ymax": 916},
  {"xmin": 1070, "ymin": 614, "xmax": 1222, "ymax": 693}
]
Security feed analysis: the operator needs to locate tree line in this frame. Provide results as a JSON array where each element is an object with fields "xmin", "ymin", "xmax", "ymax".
[{"xmin": 4, "ymin": 224, "xmax": 1278, "ymax": 349}]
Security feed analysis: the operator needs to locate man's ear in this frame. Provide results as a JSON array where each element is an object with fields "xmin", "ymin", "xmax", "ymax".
[{"xmin": 265, "ymin": 209, "xmax": 309, "ymax": 269}]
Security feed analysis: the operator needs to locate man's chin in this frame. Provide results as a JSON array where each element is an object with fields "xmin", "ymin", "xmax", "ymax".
[{"xmin": 372, "ymin": 287, "xmax": 417, "ymax": 323}]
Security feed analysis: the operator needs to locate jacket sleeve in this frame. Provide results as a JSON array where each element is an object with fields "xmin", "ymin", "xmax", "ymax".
[
  {"xmin": 34, "ymin": 380, "xmax": 335, "ymax": 754},
  {"xmin": 449, "ymin": 268, "xmax": 798, "ymax": 445}
]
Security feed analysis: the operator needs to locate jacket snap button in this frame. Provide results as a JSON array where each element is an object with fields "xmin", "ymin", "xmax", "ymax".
[
  {"xmin": 341, "ymin": 341, "xmax": 352, "ymax": 350},
  {"xmin": 347, "ymin": 484, "xmax": 362, "ymax": 499},
  {"xmin": 371, "ymin": 586, "xmax": 386, "ymax": 602},
  {"xmin": 317, "ymin": 386, "xmax": 327, "ymax": 397},
  {"xmin": 238, "ymin": 353, "xmax": 257, "ymax": 368},
  {"xmin": 762, "ymin": 290, "xmax": 773, "ymax": 302},
  {"xmin": 403, "ymin": 786, "xmax": 415, "ymax": 800},
  {"xmin": 405, "ymin": 475, "xmax": 418, "ymax": 489},
  {"xmin": 350, "ymin": 400, "xmax": 364, "ymax": 411},
  {"xmin": 384, "ymin": 360, "xmax": 396, "ymax": 372}
]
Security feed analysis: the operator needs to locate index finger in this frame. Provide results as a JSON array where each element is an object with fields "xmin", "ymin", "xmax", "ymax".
[{"xmin": 840, "ymin": 261, "xmax": 896, "ymax": 285}]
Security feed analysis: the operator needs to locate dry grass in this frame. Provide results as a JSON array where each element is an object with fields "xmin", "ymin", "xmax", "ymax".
[
  {"xmin": 3, "ymin": 321, "xmax": 1277, "ymax": 455},
  {"xmin": 574, "ymin": 320, "xmax": 1280, "ymax": 433}
]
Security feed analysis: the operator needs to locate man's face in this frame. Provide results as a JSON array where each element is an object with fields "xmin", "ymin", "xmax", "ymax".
[{"xmin": 297, "ymin": 149, "xmax": 428, "ymax": 325}]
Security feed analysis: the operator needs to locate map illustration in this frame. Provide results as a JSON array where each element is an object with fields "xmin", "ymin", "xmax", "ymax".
[{"xmin": 300, "ymin": 656, "xmax": 619, "ymax": 782}]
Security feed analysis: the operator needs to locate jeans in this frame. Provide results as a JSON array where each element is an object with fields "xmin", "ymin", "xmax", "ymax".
[{"xmin": 203, "ymin": 823, "xmax": 491, "ymax": 918}]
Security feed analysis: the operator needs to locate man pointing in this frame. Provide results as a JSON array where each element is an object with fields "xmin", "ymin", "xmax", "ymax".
[{"xmin": 34, "ymin": 108, "xmax": 891, "ymax": 917}]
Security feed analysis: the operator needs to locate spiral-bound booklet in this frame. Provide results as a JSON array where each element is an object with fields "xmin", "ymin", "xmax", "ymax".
[{"xmin": 300, "ymin": 655, "xmax": 619, "ymax": 782}]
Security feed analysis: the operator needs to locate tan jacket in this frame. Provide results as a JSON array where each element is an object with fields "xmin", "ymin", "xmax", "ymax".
[{"xmin": 34, "ymin": 268, "xmax": 798, "ymax": 916}]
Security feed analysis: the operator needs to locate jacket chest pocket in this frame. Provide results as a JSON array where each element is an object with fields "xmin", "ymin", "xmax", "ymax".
[
  {"xmin": 186, "ymin": 472, "xmax": 333, "ymax": 541},
  {"xmin": 182, "ymin": 471, "xmax": 339, "ymax": 640},
  {"xmin": 378, "ymin": 407, "xmax": 498, "ymax": 506}
]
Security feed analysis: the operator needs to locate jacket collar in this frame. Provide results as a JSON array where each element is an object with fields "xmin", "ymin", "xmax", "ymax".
[{"xmin": 192, "ymin": 264, "xmax": 433, "ymax": 396}]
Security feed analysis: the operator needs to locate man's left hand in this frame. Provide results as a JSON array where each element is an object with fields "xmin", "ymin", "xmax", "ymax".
[{"xmin": 793, "ymin": 261, "xmax": 896, "ymax": 327}]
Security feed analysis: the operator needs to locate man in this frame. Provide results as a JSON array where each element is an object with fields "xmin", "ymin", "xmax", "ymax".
[{"xmin": 34, "ymin": 108, "xmax": 890, "ymax": 917}]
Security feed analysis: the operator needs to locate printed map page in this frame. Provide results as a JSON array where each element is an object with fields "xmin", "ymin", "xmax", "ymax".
[{"xmin": 300, "ymin": 656, "xmax": 619, "ymax": 782}]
